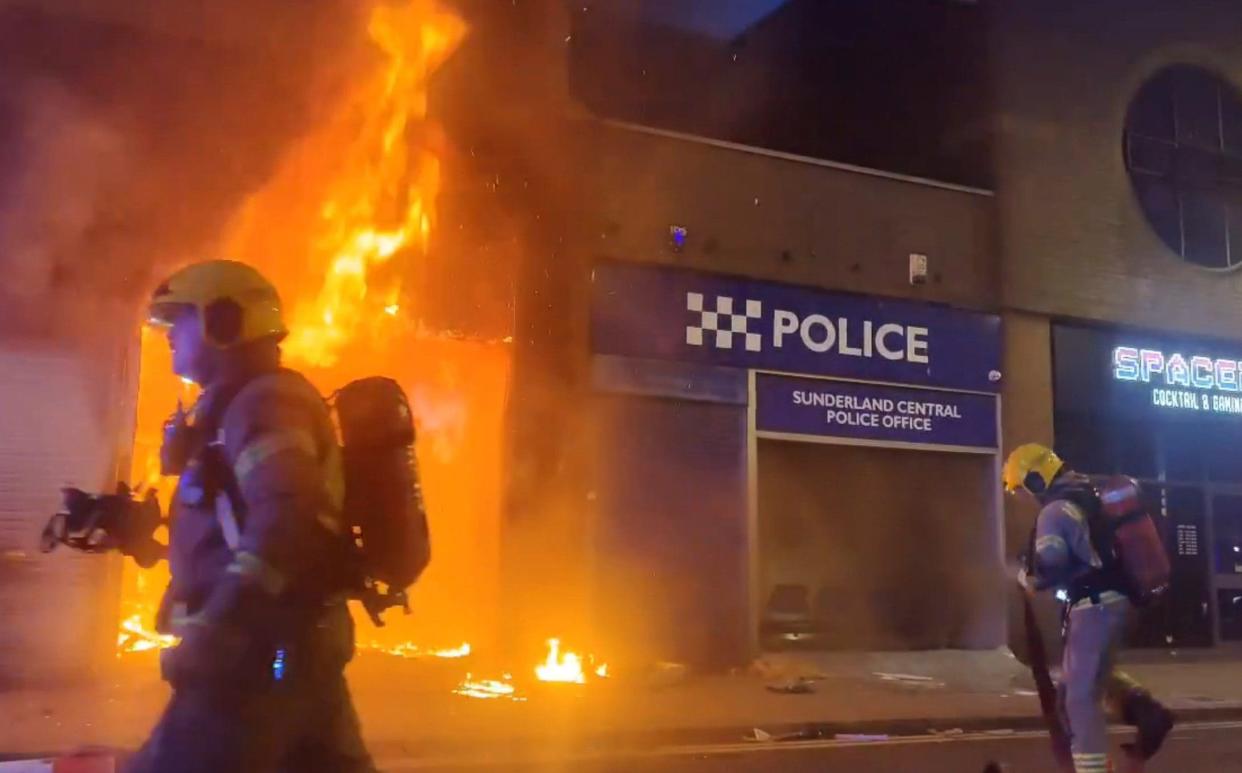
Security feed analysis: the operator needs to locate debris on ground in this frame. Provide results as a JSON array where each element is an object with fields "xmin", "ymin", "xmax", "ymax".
[
  {"xmin": 647, "ymin": 661, "xmax": 688, "ymax": 689},
  {"xmin": 749, "ymin": 655, "xmax": 828, "ymax": 682},
  {"xmin": 744, "ymin": 727, "xmax": 773, "ymax": 742},
  {"xmin": 765, "ymin": 676, "xmax": 817, "ymax": 694},
  {"xmin": 873, "ymin": 672, "xmax": 946, "ymax": 689}
]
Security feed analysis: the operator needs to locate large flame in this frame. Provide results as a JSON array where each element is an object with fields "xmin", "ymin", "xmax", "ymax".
[
  {"xmin": 226, "ymin": 0, "xmax": 467, "ymax": 368},
  {"xmin": 119, "ymin": 0, "xmax": 605, "ymax": 696},
  {"xmin": 119, "ymin": 0, "xmax": 497, "ymax": 657}
]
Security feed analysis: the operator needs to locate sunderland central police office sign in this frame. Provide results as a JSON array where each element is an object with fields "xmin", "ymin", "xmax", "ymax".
[
  {"xmin": 591, "ymin": 263, "xmax": 1002, "ymax": 393},
  {"xmin": 755, "ymin": 374, "xmax": 998, "ymax": 451}
]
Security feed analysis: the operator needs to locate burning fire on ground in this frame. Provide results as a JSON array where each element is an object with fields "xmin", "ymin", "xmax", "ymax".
[
  {"xmin": 452, "ymin": 639, "xmax": 610, "ymax": 702},
  {"xmin": 116, "ymin": 613, "xmax": 176, "ymax": 654},
  {"xmin": 537, "ymin": 638, "xmax": 608, "ymax": 684},
  {"xmin": 454, "ymin": 676, "xmax": 522, "ymax": 701}
]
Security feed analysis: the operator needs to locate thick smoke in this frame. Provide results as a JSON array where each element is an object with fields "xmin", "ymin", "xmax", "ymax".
[
  {"xmin": 0, "ymin": 78, "xmax": 133, "ymax": 340},
  {"xmin": 0, "ymin": 2, "xmax": 373, "ymax": 681},
  {"xmin": 0, "ymin": 1, "xmax": 369, "ymax": 344}
]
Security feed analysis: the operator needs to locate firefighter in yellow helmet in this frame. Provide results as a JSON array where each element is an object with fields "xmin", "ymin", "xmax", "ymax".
[
  {"xmin": 1004, "ymin": 443, "xmax": 1172, "ymax": 773},
  {"xmin": 129, "ymin": 261, "xmax": 375, "ymax": 773}
]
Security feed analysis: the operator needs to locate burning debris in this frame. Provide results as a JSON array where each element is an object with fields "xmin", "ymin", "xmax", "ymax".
[
  {"xmin": 536, "ymin": 638, "xmax": 608, "ymax": 684},
  {"xmin": 451, "ymin": 639, "xmax": 609, "ymax": 702},
  {"xmin": 454, "ymin": 675, "xmax": 523, "ymax": 701},
  {"xmin": 115, "ymin": 613, "xmax": 176, "ymax": 655}
]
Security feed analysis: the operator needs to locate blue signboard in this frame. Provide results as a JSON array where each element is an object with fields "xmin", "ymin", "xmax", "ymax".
[
  {"xmin": 592, "ymin": 355, "xmax": 749, "ymax": 405},
  {"xmin": 755, "ymin": 374, "xmax": 998, "ymax": 451},
  {"xmin": 591, "ymin": 263, "xmax": 1002, "ymax": 393}
]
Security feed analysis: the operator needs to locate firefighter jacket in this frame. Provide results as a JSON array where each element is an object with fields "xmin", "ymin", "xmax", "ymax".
[
  {"xmin": 1031, "ymin": 472, "xmax": 1127, "ymax": 605},
  {"xmin": 158, "ymin": 359, "xmax": 354, "ymax": 683}
]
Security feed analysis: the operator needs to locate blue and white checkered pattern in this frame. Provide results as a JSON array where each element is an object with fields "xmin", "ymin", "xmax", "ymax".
[{"xmin": 686, "ymin": 292, "xmax": 763, "ymax": 352}]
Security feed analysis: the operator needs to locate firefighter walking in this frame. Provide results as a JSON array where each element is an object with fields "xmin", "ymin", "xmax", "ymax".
[
  {"xmin": 127, "ymin": 260, "xmax": 375, "ymax": 773},
  {"xmin": 1004, "ymin": 443, "xmax": 1174, "ymax": 773}
]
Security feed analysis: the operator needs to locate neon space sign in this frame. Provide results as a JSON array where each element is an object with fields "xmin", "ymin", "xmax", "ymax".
[{"xmin": 1113, "ymin": 346, "xmax": 1242, "ymax": 414}]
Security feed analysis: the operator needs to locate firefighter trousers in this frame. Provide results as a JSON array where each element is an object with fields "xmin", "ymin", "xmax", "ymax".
[
  {"xmin": 126, "ymin": 672, "xmax": 375, "ymax": 773},
  {"xmin": 1060, "ymin": 594, "xmax": 1136, "ymax": 773}
]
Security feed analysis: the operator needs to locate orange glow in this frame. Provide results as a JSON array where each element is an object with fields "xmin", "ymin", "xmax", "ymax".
[
  {"xmin": 119, "ymin": 0, "xmax": 506, "ymax": 660},
  {"xmin": 361, "ymin": 640, "xmax": 471, "ymax": 659},
  {"xmin": 117, "ymin": 327, "xmax": 191, "ymax": 654},
  {"xmin": 225, "ymin": 0, "xmax": 468, "ymax": 370}
]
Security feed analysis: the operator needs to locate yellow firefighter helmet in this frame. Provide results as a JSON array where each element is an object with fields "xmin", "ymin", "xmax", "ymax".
[
  {"xmin": 147, "ymin": 260, "xmax": 287, "ymax": 348},
  {"xmin": 1002, "ymin": 443, "xmax": 1064, "ymax": 495}
]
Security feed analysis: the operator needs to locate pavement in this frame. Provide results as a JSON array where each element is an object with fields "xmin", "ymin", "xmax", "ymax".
[
  {"xmin": 11, "ymin": 721, "xmax": 1242, "ymax": 772},
  {"xmin": 3, "ymin": 648, "xmax": 1242, "ymax": 767},
  {"xmin": 393, "ymin": 719, "xmax": 1242, "ymax": 772}
]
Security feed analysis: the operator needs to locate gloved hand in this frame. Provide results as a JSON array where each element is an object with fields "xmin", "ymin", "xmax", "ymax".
[
  {"xmin": 160, "ymin": 400, "xmax": 194, "ymax": 476},
  {"xmin": 1017, "ymin": 567, "xmax": 1034, "ymax": 592},
  {"xmin": 160, "ymin": 621, "xmax": 251, "ymax": 690}
]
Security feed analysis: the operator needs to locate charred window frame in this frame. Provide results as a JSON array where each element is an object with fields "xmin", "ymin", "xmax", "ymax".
[{"xmin": 1124, "ymin": 65, "xmax": 1242, "ymax": 270}]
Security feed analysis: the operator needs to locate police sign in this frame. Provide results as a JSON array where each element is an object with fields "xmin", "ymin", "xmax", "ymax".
[
  {"xmin": 592, "ymin": 262, "xmax": 1001, "ymax": 392},
  {"xmin": 755, "ymin": 373, "xmax": 998, "ymax": 451}
]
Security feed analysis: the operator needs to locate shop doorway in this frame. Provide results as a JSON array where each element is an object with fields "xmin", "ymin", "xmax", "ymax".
[{"xmin": 757, "ymin": 439, "xmax": 1000, "ymax": 651}]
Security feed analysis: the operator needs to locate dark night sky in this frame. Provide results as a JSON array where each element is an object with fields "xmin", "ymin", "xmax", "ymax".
[{"xmin": 572, "ymin": 0, "xmax": 992, "ymax": 188}]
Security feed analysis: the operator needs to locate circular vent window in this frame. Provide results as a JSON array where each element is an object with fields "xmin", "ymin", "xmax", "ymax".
[{"xmin": 1124, "ymin": 65, "xmax": 1242, "ymax": 270}]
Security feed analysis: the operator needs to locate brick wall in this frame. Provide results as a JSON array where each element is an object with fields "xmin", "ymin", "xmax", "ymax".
[
  {"xmin": 992, "ymin": 0, "xmax": 1242, "ymax": 335},
  {"xmin": 576, "ymin": 121, "xmax": 998, "ymax": 311}
]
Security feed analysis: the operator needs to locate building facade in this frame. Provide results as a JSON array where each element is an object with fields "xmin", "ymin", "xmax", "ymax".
[
  {"xmin": 561, "ymin": 0, "xmax": 1242, "ymax": 664},
  {"xmin": 7, "ymin": 0, "xmax": 1242, "ymax": 679}
]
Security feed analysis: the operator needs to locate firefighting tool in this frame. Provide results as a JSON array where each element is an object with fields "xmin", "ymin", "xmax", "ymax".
[
  {"xmin": 1018, "ymin": 575, "xmax": 1074, "ymax": 772},
  {"xmin": 40, "ymin": 483, "xmax": 166, "ymax": 568},
  {"xmin": 1003, "ymin": 442, "xmax": 1064, "ymax": 495},
  {"xmin": 147, "ymin": 260, "xmax": 288, "ymax": 348}
]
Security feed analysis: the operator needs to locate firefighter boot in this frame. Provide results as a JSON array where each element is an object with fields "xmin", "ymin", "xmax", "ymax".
[{"xmin": 1120, "ymin": 689, "xmax": 1174, "ymax": 760}]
